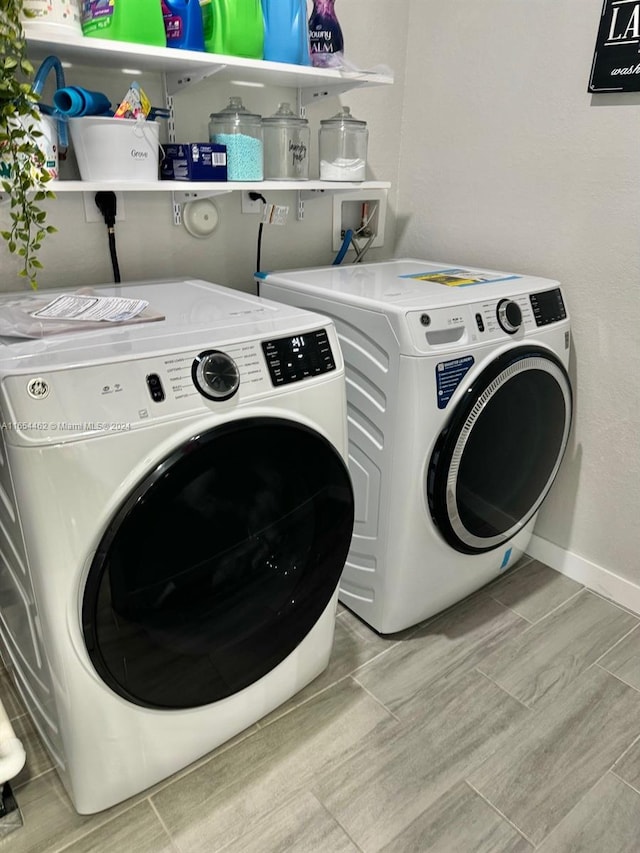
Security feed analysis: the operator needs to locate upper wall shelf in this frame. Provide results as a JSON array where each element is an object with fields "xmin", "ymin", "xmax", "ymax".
[{"xmin": 25, "ymin": 31, "xmax": 394, "ymax": 100}]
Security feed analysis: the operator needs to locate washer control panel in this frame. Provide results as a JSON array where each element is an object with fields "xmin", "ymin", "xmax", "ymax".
[
  {"xmin": 496, "ymin": 299, "xmax": 523, "ymax": 335},
  {"xmin": 529, "ymin": 288, "xmax": 567, "ymax": 326},
  {"xmin": 407, "ymin": 287, "xmax": 568, "ymax": 353},
  {"xmin": 262, "ymin": 328, "xmax": 335, "ymax": 386}
]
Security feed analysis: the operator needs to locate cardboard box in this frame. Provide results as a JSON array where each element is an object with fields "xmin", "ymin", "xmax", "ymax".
[{"xmin": 161, "ymin": 143, "xmax": 227, "ymax": 181}]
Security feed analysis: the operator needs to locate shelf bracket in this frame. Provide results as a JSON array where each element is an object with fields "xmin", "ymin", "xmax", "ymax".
[
  {"xmin": 296, "ymin": 188, "xmax": 334, "ymax": 221},
  {"xmin": 173, "ymin": 188, "xmax": 233, "ymax": 204},
  {"xmin": 164, "ymin": 64, "xmax": 228, "ymax": 96},
  {"xmin": 300, "ymin": 80, "xmax": 371, "ymax": 107}
]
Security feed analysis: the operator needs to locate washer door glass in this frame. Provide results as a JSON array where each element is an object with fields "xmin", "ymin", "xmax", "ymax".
[
  {"xmin": 427, "ymin": 346, "xmax": 572, "ymax": 554},
  {"xmin": 82, "ymin": 417, "xmax": 354, "ymax": 709}
]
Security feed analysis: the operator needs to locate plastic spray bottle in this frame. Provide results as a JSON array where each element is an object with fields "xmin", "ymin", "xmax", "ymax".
[{"xmin": 308, "ymin": 0, "xmax": 344, "ymax": 68}]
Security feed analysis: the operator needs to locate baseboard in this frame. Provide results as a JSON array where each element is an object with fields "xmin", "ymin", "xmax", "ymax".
[{"xmin": 527, "ymin": 534, "xmax": 640, "ymax": 616}]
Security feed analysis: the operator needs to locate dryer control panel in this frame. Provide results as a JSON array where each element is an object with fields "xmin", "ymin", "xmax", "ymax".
[{"xmin": 262, "ymin": 328, "xmax": 336, "ymax": 386}]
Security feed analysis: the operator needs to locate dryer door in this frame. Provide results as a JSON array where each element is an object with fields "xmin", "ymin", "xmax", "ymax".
[
  {"xmin": 427, "ymin": 346, "xmax": 572, "ymax": 554},
  {"xmin": 82, "ymin": 417, "xmax": 354, "ymax": 710}
]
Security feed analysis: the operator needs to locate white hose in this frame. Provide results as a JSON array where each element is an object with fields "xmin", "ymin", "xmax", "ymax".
[{"xmin": 0, "ymin": 699, "xmax": 26, "ymax": 785}]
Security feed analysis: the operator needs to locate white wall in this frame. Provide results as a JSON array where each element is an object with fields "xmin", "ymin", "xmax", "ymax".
[
  {"xmin": 0, "ymin": 0, "xmax": 408, "ymax": 292},
  {"xmin": 397, "ymin": 0, "xmax": 640, "ymax": 590}
]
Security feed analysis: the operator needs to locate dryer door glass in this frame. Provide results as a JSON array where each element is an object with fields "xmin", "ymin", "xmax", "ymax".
[
  {"xmin": 82, "ymin": 418, "xmax": 354, "ymax": 709},
  {"xmin": 427, "ymin": 347, "xmax": 572, "ymax": 554}
]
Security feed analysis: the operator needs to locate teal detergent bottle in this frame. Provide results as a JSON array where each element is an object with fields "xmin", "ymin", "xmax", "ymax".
[
  {"xmin": 82, "ymin": 0, "xmax": 167, "ymax": 46},
  {"xmin": 261, "ymin": 0, "xmax": 311, "ymax": 65},
  {"xmin": 205, "ymin": 0, "xmax": 264, "ymax": 59}
]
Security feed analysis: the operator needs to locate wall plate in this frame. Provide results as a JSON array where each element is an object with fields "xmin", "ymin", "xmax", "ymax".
[
  {"xmin": 241, "ymin": 192, "xmax": 262, "ymax": 214},
  {"xmin": 83, "ymin": 192, "xmax": 126, "ymax": 224},
  {"xmin": 332, "ymin": 189, "xmax": 387, "ymax": 251}
]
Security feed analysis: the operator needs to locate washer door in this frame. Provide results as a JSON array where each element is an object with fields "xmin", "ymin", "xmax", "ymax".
[
  {"xmin": 82, "ymin": 417, "xmax": 354, "ymax": 709},
  {"xmin": 427, "ymin": 346, "xmax": 572, "ymax": 554}
]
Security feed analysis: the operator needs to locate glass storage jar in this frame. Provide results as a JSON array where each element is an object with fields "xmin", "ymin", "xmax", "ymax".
[
  {"xmin": 208, "ymin": 96, "xmax": 263, "ymax": 181},
  {"xmin": 262, "ymin": 102, "xmax": 310, "ymax": 180},
  {"xmin": 319, "ymin": 106, "xmax": 368, "ymax": 181}
]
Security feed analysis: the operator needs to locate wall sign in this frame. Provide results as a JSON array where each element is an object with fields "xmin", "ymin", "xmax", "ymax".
[{"xmin": 589, "ymin": 0, "xmax": 640, "ymax": 92}]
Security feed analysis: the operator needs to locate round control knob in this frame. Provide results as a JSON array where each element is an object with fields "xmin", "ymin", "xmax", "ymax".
[
  {"xmin": 192, "ymin": 350, "xmax": 240, "ymax": 401},
  {"xmin": 496, "ymin": 299, "xmax": 522, "ymax": 335}
]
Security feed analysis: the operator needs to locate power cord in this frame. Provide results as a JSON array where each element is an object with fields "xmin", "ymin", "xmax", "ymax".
[
  {"xmin": 94, "ymin": 191, "xmax": 121, "ymax": 283},
  {"xmin": 249, "ymin": 191, "xmax": 267, "ymax": 295}
]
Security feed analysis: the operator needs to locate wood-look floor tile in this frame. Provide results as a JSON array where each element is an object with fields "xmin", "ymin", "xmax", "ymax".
[
  {"xmin": 537, "ymin": 773, "xmax": 640, "ymax": 852},
  {"xmin": 468, "ymin": 667, "xmax": 640, "ymax": 845},
  {"xmin": 218, "ymin": 791, "xmax": 359, "ymax": 853},
  {"xmin": 258, "ymin": 608, "xmax": 397, "ymax": 727},
  {"xmin": 477, "ymin": 591, "xmax": 638, "ymax": 708},
  {"xmin": 380, "ymin": 780, "xmax": 532, "ymax": 852},
  {"xmin": 485, "ymin": 559, "xmax": 583, "ymax": 623},
  {"xmin": 613, "ymin": 735, "xmax": 640, "ymax": 791},
  {"xmin": 354, "ymin": 592, "xmax": 527, "ymax": 717},
  {"xmin": 599, "ymin": 625, "xmax": 640, "ymax": 691},
  {"xmin": 313, "ymin": 669, "xmax": 527, "ymax": 852},
  {"xmin": 54, "ymin": 801, "xmax": 178, "ymax": 853},
  {"xmin": 0, "ymin": 770, "xmax": 129, "ymax": 853},
  {"xmin": 151, "ymin": 679, "xmax": 394, "ymax": 853}
]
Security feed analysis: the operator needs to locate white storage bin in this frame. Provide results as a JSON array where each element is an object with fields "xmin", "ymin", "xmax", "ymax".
[{"xmin": 68, "ymin": 117, "xmax": 160, "ymax": 182}]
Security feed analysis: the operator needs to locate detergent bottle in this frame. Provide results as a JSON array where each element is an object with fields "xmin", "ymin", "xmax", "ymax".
[
  {"xmin": 82, "ymin": 0, "xmax": 166, "ymax": 47},
  {"xmin": 200, "ymin": 0, "xmax": 214, "ymax": 47},
  {"xmin": 261, "ymin": 0, "xmax": 311, "ymax": 65},
  {"xmin": 205, "ymin": 0, "xmax": 263, "ymax": 59},
  {"xmin": 162, "ymin": 0, "xmax": 205, "ymax": 51},
  {"xmin": 308, "ymin": 0, "xmax": 344, "ymax": 68}
]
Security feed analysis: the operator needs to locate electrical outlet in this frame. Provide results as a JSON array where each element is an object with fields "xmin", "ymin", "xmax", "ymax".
[
  {"xmin": 242, "ymin": 192, "xmax": 262, "ymax": 214},
  {"xmin": 332, "ymin": 189, "xmax": 387, "ymax": 251},
  {"xmin": 83, "ymin": 192, "xmax": 126, "ymax": 224}
]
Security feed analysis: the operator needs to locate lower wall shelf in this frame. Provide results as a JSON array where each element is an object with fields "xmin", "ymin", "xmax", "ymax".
[{"xmin": 42, "ymin": 180, "xmax": 391, "ymax": 195}]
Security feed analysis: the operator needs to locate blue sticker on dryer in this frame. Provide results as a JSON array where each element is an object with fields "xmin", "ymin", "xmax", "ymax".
[{"xmin": 436, "ymin": 355, "xmax": 474, "ymax": 409}]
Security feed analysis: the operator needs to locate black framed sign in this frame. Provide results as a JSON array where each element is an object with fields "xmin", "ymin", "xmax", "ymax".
[{"xmin": 589, "ymin": 0, "xmax": 640, "ymax": 92}]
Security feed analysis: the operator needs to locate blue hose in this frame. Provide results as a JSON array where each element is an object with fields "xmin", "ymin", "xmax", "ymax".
[
  {"xmin": 332, "ymin": 229, "xmax": 353, "ymax": 265},
  {"xmin": 31, "ymin": 55, "xmax": 68, "ymax": 150},
  {"xmin": 53, "ymin": 87, "xmax": 112, "ymax": 118}
]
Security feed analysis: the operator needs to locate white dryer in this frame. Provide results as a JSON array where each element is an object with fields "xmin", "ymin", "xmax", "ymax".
[
  {"xmin": 0, "ymin": 279, "xmax": 354, "ymax": 813},
  {"xmin": 259, "ymin": 259, "xmax": 573, "ymax": 634}
]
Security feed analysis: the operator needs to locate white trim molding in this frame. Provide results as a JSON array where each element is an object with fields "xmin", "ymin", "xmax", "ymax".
[{"xmin": 527, "ymin": 534, "xmax": 640, "ymax": 616}]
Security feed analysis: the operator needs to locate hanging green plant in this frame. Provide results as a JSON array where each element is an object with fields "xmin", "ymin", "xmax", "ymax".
[{"xmin": 0, "ymin": 0, "xmax": 56, "ymax": 289}]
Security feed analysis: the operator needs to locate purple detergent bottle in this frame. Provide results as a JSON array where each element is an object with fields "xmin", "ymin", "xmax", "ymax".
[{"xmin": 308, "ymin": 0, "xmax": 344, "ymax": 68}]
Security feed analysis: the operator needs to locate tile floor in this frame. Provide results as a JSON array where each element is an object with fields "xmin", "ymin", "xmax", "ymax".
[{"xmin": 3, "ymin": 556, "xmax": 640, "ymax": 852}]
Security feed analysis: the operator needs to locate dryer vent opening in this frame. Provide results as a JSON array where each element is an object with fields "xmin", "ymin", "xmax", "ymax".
[{"xmin": 82, "ymin": 418, "xmax": 354, "ymax": 710}]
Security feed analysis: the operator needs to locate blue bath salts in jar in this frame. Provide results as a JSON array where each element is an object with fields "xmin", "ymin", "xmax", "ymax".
[{"xmin": 209, "ymin": 97, "xmax": 263, "ymax": 181}]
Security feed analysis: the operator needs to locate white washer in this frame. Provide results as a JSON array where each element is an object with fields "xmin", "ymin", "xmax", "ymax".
[
  {"xmin": 260, "ymin": 259, "xmax": 573, "ymax": 634},
  {"xmin": 0, "ymin": 279, "xmax": 354, "ymax": 814}
]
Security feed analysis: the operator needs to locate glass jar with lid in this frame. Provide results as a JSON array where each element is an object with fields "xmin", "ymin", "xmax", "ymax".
[
  {"xmin": 208, "ymin": 96, "xmax": 263, "ymax": 181},
  {"xmin": 262, "ymin": 102, "xmax": 310, "ymax": 180},
  {"xmin": 319, "ymin": 106, "xmax": 368, "ymax": 181}
]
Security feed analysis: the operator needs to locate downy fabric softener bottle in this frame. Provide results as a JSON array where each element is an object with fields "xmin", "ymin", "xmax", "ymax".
[{"xmin": 308, "ymin": 0, "xmax": 344, "ymax": 68}]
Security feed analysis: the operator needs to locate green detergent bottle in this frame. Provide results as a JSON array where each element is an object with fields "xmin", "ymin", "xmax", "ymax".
[
  {"xmin": 82, "ymin": 0, "xmax": 167, "ymax": 47},
  {"xmin": 205, "ymin": 0, "xmax": 264, "ymax": 59}
]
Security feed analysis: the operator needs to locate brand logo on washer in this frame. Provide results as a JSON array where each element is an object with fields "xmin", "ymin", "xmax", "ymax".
[{"xmin": 27, "ymin": 377, "xmax": 49, "ymax": 399}]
